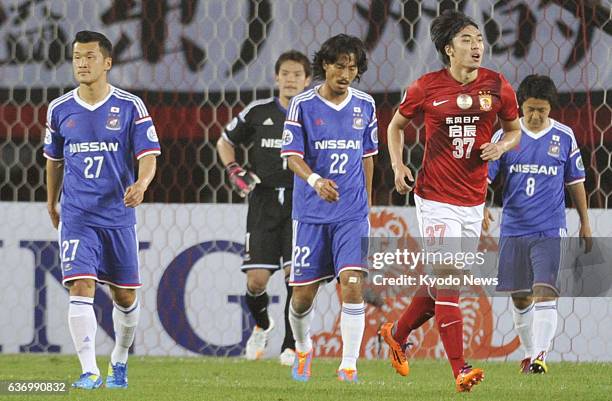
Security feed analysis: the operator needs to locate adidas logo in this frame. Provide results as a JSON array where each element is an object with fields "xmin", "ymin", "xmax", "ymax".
[
  {"xmin": 83, "ymin": 336, "xmax": 91, "ymax": 343},
  {"xmin": 262, "ymin": 118, "xmax": 274, "ymax": 125}
]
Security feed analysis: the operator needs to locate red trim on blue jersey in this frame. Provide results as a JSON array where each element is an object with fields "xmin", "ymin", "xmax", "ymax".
[
  {"xmin": 43, "ymin": 152, "xmax": 64, "ymax": 161},
  {"xmin": 63, "ymin": 273, "xmax": 97, "ymax": 281},
  {"xmin": 135, "ymin": 116, "xmax": 152, "ymax": 124},
  {"xmin": 136, "ymin": 148, "xmax": 161, "ymax": 158},
  {"xmin": 281, "ymin": 150, "xmax": 304, "ymax": 157}
]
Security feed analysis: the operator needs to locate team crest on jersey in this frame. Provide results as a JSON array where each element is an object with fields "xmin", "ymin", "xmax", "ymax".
[
  {"xmin": 282, "ymin": 129, "xmax": 293, "ymax": 145},
  {"xmin": 105, "ymin": 109, "xmax": 121, "ymax": 130},
  {"xmin": 547, "ymin": 136, "xmax": 561, "ymax": 157},
  {"xmin": 352, "ymin": 117, "xmax": 364, "ymax": 129},
  {"xmin": 478, "ymin": 91, "xmax": 492, "ymax": 111},
  {"xmin": 576, "ymin": 155, "xmax": 584, "ymax": 170},
  {"xmin": 456, "ymin": 94, "xmax": 473, "ymax": 110}
]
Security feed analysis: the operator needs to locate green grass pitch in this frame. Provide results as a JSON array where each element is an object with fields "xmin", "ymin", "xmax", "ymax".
[{"xmin": 0, "ymin": 355, "xmax": 611, "ymax": 401}]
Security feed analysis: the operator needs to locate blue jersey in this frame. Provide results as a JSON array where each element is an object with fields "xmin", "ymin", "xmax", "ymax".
[
  {"xmin": 43, "ymin": 86, "xmax": 161, "ymax": 228},
  {"xmin": 488, "ymin": 118, "xmax": 585, "ymax": 236},
  {"xmin": 281, "ymin": 86, "xmax": 378, "ymax": 223}
]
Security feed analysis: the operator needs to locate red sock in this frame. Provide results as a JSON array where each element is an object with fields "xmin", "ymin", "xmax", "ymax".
[
  {"xmin": 393, "ymin": 285, "xmax": 435, "ymax": 344},
  {"xmin": 435, "ymin": 291, "xmax": 465, "ymax": 377}
]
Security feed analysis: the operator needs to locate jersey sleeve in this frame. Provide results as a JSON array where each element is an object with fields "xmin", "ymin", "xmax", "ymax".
[
  {"xmin": 131, "ymin": 98, "xmax": 161, "ymax": 160},
  {"xmin": 362, "ymin": 102, "xmax": 378, "ymax": 158},
  {"xmin": 565, "ymin": 135, "xmax": 586, "ymax": 185},
  {"xmin": 487, "ymin": 129, "xmax": 505, "ymax": 183},
  {"xmin": 42, "ymin": 104, "xmax": 64, "ymax": 161},
  {"xmin": 398, "ymin": 78, "xmax": 426, "ymax": 119},
  {"xmin": 281, "ymin": 98, "xmax": 305, "ymax": 158},
  {"xmin": 498, "ymin": 74, "xmax": 519, "ymax": 121},
  {"xmin": 222, "ymin": 106, "xmax": 255, "ymax": 146}
]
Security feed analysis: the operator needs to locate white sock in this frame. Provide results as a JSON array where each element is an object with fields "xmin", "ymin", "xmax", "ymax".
[
  {"xmin": 512, "ymin": 302, "xmax": 535, "ymax": 359},
  {"xmin": 339, "ymin": 302, "xmax": 366, "ymax": 371},
  {"xmin": 68, "ymin": 296, "xmax": 99, "ymax": 375},
  {"xmin": 533, "ymin": 300, "xmax": 558, "ymax": 357},
  {"xmin": 289, "ymin": 303, "xmax": 314, "ymax": 353},
  {"xmin": 111, "ymin": 298, "xmax": 140, "ymax": 365}
]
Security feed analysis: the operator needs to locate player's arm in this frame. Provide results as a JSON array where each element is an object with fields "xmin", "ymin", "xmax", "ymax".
[
  {"xmin": 286, "ymin": 155, "xmax": 339, "ymax": 202},
  {"xmin": 387, "ymin": 111, "xmax": 415, "ymax": 194},
  {"xmin": 480, "ymin": 118, "xmax": 521, "ymax": 161},
  {"xmin": 124, "ymin": 155, "xmax": 156, "ymax": 208},
  {"xmin": 482, "ymin": 140, "xmax": 503, "ymax": 232},
  {"xmin": 46, "ymin": 159, "xmax": 64, "ymax": 229},
  {"xmin": 363, "ymin": 156, "xmax": 374, "ymax": 208},
  {"xmin": 567, "ymin": 182, "xmax": 592, "ymax": 252}
]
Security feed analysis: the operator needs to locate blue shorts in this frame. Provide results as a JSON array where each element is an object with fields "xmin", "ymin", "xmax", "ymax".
[
  {"xmin": 289, "ymin": 218, "xmax": 370, "ymax": 286},
  {"xmin": 59, "ymin": 221, "xmax": 141, "ymax": 288},
  {"xmin": 496, "ymin": 229, "xmax": 567, "ymax": 294}
]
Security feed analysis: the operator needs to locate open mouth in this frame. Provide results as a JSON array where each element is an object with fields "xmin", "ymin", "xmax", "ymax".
[{"xmin": 471, "ymin": 54, "xmax": 481, "ymax": 62}]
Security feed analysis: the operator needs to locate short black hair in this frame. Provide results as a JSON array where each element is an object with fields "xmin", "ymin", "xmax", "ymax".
[
  {"xmin": 430, "ymin": 10, "xmax": 479, "ymax": 66},
  {"xmin": 312, "ymin": 34, "xmax": 368, "ymax": 82},
  {"xmin": 517, "ymin": 74, "xmax": 559, "ymax": 108},
  {"xmin": 275, "ymin": 50, "xmax": 312, "ymax": 78},
  {"xmin": 73, "ymin": 31, "xmax": 113, "ymax": 58}
]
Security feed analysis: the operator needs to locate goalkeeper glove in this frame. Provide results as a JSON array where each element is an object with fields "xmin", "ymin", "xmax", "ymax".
[{"xmin": 226, "ymin": 162, "xmax": 261, "ymax": 197}]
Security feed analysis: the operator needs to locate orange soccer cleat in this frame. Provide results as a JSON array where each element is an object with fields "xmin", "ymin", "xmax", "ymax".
[
  {"xmin": 378, "ymin": 322, "xmax": 410, "ymax": 376},
  {"xmin": 455, "ymin": 364, "xmax": 485, "ymax": 392}
]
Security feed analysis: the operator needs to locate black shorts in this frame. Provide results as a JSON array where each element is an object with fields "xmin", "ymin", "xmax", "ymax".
[{"xmin": 242, "ymin": 187, "xmax": 293, "ymax": 273}]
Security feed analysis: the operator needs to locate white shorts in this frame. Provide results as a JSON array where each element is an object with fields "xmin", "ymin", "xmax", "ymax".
[{"xmin": 414, "ymin": 194, "xmax": 484, "ymax": 258}]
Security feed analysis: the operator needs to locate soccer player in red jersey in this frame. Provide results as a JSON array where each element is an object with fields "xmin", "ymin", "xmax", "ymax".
[{"xmin": 381, "ymin": 10, "xmax": 521, "ymax": 392}]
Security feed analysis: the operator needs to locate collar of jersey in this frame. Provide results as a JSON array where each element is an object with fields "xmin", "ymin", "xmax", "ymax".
[
  {"xmin": 73, "ymin": 85, "xmax": 115, "ymax": 111},
  {"xmin": 520, "ymin": 117, "xmax": 555, "ymax": 140},
  {"xmin": 314, "ymin": 84, "xmax": 353, "ymax": 111}
]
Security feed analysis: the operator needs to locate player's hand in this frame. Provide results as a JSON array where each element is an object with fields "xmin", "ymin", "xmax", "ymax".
[
  {"xmin": 226, "ymin": 162, "xmax": 261, "ymax": 198},
  {"xmin": 393, "ymin": 164, "xmax": 414, "ymax": 195},
  {"xmin": 47, "ymin": 203, "xmax": 60, "ymax": 229},
  {"xmin": 124, "ymin": 181, "xmax": 147, "ymax": 208},
  {"xmin": 579, "ymin": 223, "xmax": 593, "ymax": 253},
  {"xmin": 482, "ymin": 207, "xmax": 494, "ymax": 232},
  {"xmin": 480, "ymin": 142, "xmax": 505, "ymax": 161},
  {"xmin": 313, "ymin": 178, "xmax": 340, "ymax": 202}
]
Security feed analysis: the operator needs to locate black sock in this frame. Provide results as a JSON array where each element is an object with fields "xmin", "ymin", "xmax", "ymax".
[
  {"xmin": 245, "ymin": 289, "xmax": 270, "ymax": 330},
  {"xmin": 281, "ymin": 281, "xmax": 295, "ymax": 351}
]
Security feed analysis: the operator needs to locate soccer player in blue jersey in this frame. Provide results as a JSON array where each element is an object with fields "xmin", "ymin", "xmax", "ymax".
[
  {"xmin": 44, "ymin": 31, "xmax": 160, "ymax": 389},
  {"xmin": 280, "ymin": 34, "xmax": 378, "ymax": 383},
  {"xmin": 485, "ymin": 75, "xmax": 591, "ymax": 374}
]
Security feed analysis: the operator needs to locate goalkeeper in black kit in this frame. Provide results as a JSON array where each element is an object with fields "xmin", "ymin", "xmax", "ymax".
[{"xmin": 216, "ymin": 50, "xmax": 311, "ymax": 364}]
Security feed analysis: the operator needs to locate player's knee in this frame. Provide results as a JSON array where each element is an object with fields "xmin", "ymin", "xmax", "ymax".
[
  {"xmin": 511, "ymin": 295, "xmax": 533, "ymax": 310},
  {"xmin": 112, "ymin": 288, "xmax": 137, "ymax": 307},
  {"xmin": 68, "ymin": 279, "xmax": 96, "ymax": 297},
  {"xmin": 339, "ymin": 272, "xmax": 365, "ymax": 303},
  {"xmin": 533, "ymin": 285, "xmax": 558, "ymax": 302},
  {"xmin": 246, "ymin": 272, "xmax": 270, "ymax": 294},
  {"xmin": 290, "ymin": 287, "xmax": 315, "ymax": 314}
]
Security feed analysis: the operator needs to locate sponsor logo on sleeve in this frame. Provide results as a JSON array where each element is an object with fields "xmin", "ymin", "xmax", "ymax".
[
  {"xmin": 44, "ymin": 128, "xmax": 52, "ymax": 144},
  {"xmin": 282, "ymin": 129, "xmax": 293, "ymax": 146},
  {"xmin": 147, "ymin": 126, "xmax": 159, "ymax": 142}
]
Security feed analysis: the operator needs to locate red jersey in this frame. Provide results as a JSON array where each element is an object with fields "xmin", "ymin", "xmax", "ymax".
[{"xmin": 399, "ymin": 68, "xmax": 518, "ymax": 206}]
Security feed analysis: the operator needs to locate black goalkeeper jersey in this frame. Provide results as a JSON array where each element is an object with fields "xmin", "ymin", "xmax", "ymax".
[{"xmin": 222, "ymin": 97, "xmax": 293, "ymax": 189}]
